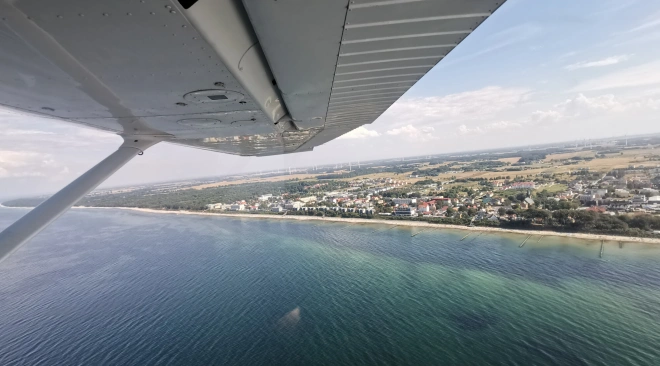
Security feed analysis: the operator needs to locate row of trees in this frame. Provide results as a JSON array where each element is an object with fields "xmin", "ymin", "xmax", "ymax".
[
  {"xmin": 4, "ymin": 179, "xmax": 351, "ymax": 211},
  {"xmin": 497, "ymin": 208, "xmax": 660, "ymax": 236}
]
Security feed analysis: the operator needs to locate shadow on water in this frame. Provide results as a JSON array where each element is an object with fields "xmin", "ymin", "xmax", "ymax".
[{"xmin": 290, "ymin": 219, "xmax": 660, "ymax": 291}]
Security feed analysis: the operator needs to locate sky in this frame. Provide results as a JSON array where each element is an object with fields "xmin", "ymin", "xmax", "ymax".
[{"xmin": 3, "ymin": 0, "xmax": 660, "ymax": 199}]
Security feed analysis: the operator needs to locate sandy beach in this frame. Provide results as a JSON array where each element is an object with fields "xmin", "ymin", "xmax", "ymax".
[
  {"xmin": 3, "ymin": 204, "xmax": 659, "ymax": 244},
  {"xmin": 59, "ymin": 206, "xmax": 660, "ymax": 244}
]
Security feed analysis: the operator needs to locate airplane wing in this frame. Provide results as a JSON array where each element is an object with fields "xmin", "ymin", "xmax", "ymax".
[
  {"xmin": 0, "ymin": 0, "xmax": 505, "ymax": 261},
  {"xmin": 0, "ymin": 0, "xmax": 504, "ymax": 156}
]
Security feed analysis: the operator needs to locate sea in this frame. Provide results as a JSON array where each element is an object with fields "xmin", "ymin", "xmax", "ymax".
[{"xmin": 1, "ymin": 207, "xmax": 660, "ymax": 366}]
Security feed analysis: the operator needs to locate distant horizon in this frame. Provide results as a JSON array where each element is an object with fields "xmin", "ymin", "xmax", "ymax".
[{"xmin": 4, "ymin": 129, "xmax": 657, "ymax": 202}]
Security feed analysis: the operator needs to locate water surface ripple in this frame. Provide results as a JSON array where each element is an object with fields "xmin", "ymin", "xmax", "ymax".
[{"xmin": 1, "ymin": 208, "xmax": 659, "ymax": 365}]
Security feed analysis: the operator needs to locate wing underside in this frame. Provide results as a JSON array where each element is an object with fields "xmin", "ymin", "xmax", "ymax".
[{"xmin": 0, "ymin": 0, "xmax": 504, "ymax": 156}]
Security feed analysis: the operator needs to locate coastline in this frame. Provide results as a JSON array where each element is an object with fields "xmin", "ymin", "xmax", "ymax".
[
  {"xmin": 67, "ymin": 206, "xmax": 660, "ymax": 244},
  {"xmin": 3, "ymin": 204, "xmax": 659, "ymax": 244}
]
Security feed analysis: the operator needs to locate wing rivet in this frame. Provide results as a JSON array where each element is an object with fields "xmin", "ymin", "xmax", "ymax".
[
  {"xmin": 102, "ymin": 13, "xmax": 109, "ymax": 17},
  {"xmin": 176, "ymin": 102, "xmax": 187, "ymax": 106},
  {"xmin": 170, "ymin": 10, "xmax": 177, "ymax": 14},
  {"xmin": 214, "ymin": 82, "xmax": 225, "ymax": 87}
]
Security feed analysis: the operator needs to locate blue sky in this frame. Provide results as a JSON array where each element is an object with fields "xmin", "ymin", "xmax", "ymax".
[{"xmin": 2, "ymin": 0, "xmax": 660, "ymax": 198}]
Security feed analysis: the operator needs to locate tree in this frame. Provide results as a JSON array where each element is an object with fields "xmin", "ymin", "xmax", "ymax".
[
  {"xmin": 498, "ymin": 207, "xmax": 506, "ymax": 216},
  {"xmin": 446, "ymin": 206, "xmax": 455, "ymax": 215}
]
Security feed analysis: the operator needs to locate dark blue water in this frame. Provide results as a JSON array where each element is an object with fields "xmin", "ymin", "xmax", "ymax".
[{"xmin": 1, "ymin": 208, "xmax": 660, "ymax": 365}]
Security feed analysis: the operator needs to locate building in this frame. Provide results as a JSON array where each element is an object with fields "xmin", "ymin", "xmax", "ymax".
[
  {"xmin": 230, "ymin": 204, "xmax": 245, "ymax": 211},
  {"xmin": 649, "ymin": 196, "xmax": 660, "ymax": 204},
  {"xmin": 608, "ymin": 200, "xmax": 630, "ymax": 211},
  {"xmin": 631, "ymin": 195, "xmax": 648, "ymax": 205},
  {"xmin": 284, "ymin": 201, "xmax": 303, "ymax": 210},
  {"xmin": 392, "ymin": 198, "xmax": 417, "ymax": 205},
  {"xmin": 417, "ymin": 202, "xmax": 431, "ymax": 213},
  {"xmin": 509, "ymin": 182, "xmax": 536, "ymax": 189},
  {"xmin": 270, "ymin": 206, "xmax": 284, "ymax": 213},
  {"xmin": 394, "ymin": 205, "xmax": 417, "ymax": 216},
  {"xmin": 578, "ymin": 194, "xmax": 596, "ymax": 203},
  {"xmin": 258, "ymin": 194, "xmax": 273, "ymax": 201},
  {"xmin": 585, "ymin": 189, "xmax": 607, "ymax": 197}
]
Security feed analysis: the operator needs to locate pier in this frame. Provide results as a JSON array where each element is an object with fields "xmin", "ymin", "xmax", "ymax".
[
  {"xmin": 519, "ymin": 235, "xmax": 532, "ymax": 248},
  {"xmin": 536, "ymin": 236, "xmax": 544, "ymax": 243},
  {"xmin": 372, "ymin": 225, "xmax": 398, "ymax": 233},
  {"xmin": 411, "ymin": 228, "xmax": 430, "ymax": 237},
  {"xmin": 469, "ymin": 232, "xmax": 484, "ymax": 242},
  {"xmin": 460, "ymin": 233, "xmax": 470, "ymax": 241},
  {"xmin": 599, "ymin": 241, "xmax": 604, "ymax": 258}
]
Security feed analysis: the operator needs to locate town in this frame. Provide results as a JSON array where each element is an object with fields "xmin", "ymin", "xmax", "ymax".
[
  {"xmin": 5, "ymin": 135, "xmax": 660, "ymax": 238},
  {"xmin": 204, "ymin": 169, "xmax": 660, "ymax": 225}
]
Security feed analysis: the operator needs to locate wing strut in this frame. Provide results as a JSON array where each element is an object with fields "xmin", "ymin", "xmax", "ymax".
[{"xmin": 0, "ymin": 137, "xmax": 160, "ymax": 262}]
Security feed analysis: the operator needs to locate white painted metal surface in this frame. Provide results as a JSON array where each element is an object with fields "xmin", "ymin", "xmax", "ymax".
[
  {"xmin": 0, "ymin": 0, "xmax": 297, "ymax": 155},
  {"xmin": 0, "ymin": 138, "xmax": 159, "ymax": 262},
  {"xmin": 244, "ymin": 0, "xmax": 504, "ymax": 149},
  {"xmin": 183, "ymin": 0, "xmax": 287, "ymax": 124},
  {"xmin": 0, "ymin": 0, "xmax": 504, "ymax": 155}
]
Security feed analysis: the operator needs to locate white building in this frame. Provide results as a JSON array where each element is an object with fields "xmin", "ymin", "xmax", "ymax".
[
  {"xmin": 284, "ymin": 201, "xmax": 303, "ymax": 210},
  {"xmin": 649, "ymin": 196, "xmax": 660, "ymax": 204},
  {"xmin": 258, "ymin": 194, "xmax": 273, "ymax": 201},
  {"xmin": 392, "ymin": 198, "xmax": 417, "ymax": 205},
  {"xmin": 230, "ymin": 204, "xmax": 245, "ymax": 211},
  {"xmin": 394, "ymin": 205, "xmax": 417, "ymax": 216}
]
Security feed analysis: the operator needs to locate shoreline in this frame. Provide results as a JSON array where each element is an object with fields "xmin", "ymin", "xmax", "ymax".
[
  {"xmin": 3, "ymin": 204, "xmax": 659, "ymax": 244},
  {"xmin": 74, "ymin": 206, "xmax": 660, "ymax": 244}
]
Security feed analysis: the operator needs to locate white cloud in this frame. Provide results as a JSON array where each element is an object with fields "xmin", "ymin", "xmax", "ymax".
[
  {"xmin": 564, "ymin": 55, "xmax": 631, "ymax": 71},
  {"xmin": 625, "ymin": 11, "xmax": 660, "ymax": 33},
  {"xmin": 457, "ymin": 121, "xmax": 522, "ymax": 135},
  {"xmin": 530, "ymin": 93, "xmax": 660, "ymax": 124},
  {"xmin": 0, "ymin": 151, "xmax": 53, "ymax": 178},
  {"xmin": 338, "ymin": 126, "xmax": 380, "ymax": 139},
  {"xmin": 386, "ymin": 125, "xmax": 436, "ymax": 141},
  {"xmin": 381, "ymin": 86, "xmax": 531, "ymax": 128},
  {"xmin": 570, "ymin": 60, "xmax": 660, "ymax": 92}
]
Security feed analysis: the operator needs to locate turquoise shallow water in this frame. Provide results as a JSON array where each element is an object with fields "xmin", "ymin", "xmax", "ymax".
[{"xmin": 1, "ymin": 208, "xmax": 660, "ymax": 365}]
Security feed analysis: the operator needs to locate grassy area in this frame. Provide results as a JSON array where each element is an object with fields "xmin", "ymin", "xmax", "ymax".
[
  {"xmin": 538, "ymin": 183, "xmax": 567, "ymax": 194},
  {"xmin": 185, "ymin": 147, "xmax": 658, "ymax": 191}
]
